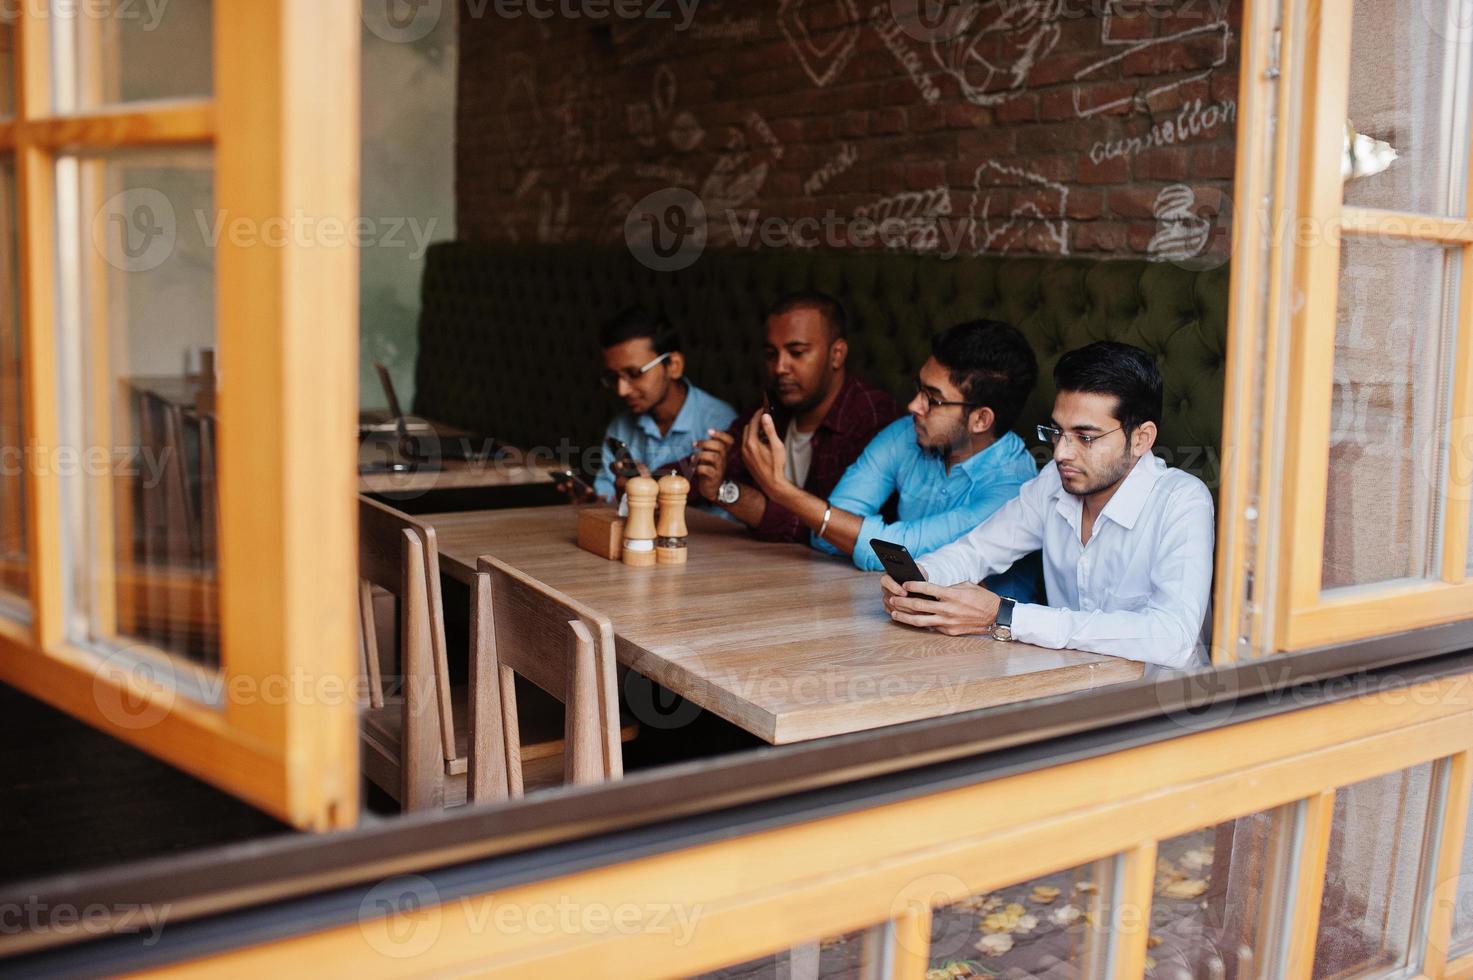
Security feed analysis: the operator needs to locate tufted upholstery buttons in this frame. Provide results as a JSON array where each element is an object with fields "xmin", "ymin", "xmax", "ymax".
[{"xmin": 411, "ymin": 243, "xmax": 1230, "ymax": 492}]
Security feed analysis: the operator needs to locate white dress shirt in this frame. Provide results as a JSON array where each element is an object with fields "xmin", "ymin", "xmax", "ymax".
[{"xmin": 917, "ymin": 453, "xmax": 1215, "ymax": 671}]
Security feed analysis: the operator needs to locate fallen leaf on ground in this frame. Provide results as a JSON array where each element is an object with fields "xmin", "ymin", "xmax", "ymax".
[
  {"xmin": 1049, "ymin": 904, "xmax": 1083, "ymax": 927},
  {"xmin": 1161, "ymin": 878, "xmax": 1209, "ymax": 900},
  {"xmin": 975, "ymin": 933, "xmax": 1014, "ymax": 956},
  {"xmin": 1147, "ymin": 935, "xmax": 1163, "ymax": 948},
  {"xmin": 1028, "ymin": 885, "xmax": 1061, "ymax": 904},
  {"xmin": 1180, "ymin": 847, "xmax": 1214, "ymax": 872},
  {"xmin": 1074, "ymin": 881, "xmax": 1099, "ymax": 894}
]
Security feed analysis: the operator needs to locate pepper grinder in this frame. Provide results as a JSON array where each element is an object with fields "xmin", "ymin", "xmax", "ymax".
[
  {"xmin": 656, "ymin": 473, "xmax": 690, "ymax": 564},
  {"xmin": 621, "ymin": 476, "xmax": 660, "ymax": 567}
]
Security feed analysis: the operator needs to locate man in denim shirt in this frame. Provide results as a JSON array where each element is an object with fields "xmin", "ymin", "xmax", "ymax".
[
  {"xmin": 586, "ymin": 308, "xmax": 737, "ymax": 501},
  {"xmin": 738, "ymin": 319, "xmax": 1042, "ymax": 601}
]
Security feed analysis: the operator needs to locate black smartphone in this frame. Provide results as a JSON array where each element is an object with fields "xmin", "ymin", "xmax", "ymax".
[
  {"xmin": 869, "ymin": 539, "xmax": 929, "ymax": 588},
  {"xmin": 605, "ymin": 436, "xmax": 640, "ymax": 475},
  {"xmin": 555, "ymin": 468, "xmax": 595, "ymax": 496}
]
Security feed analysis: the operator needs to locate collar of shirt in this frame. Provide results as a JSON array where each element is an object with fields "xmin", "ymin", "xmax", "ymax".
[
  {"xmin": 635, "ymin": 382, "xmax": 704, "ymax": 441},
  {"xmin": 1053, "ymin": 452, "xmax": 1167, "ymax": 534}
]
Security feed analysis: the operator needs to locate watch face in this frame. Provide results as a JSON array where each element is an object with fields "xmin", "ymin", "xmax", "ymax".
[
  {"xmin": 718, "ymin": 481, "xmax": 739, "ymax": 505},
  {"xmin": 993, "ymin": 625, "xmax": 1012, "ymax": 642}
]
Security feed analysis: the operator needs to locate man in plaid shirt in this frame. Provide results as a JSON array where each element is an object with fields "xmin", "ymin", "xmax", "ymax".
[{"xmin": 692, "ymin": 292, "xmax": 900, "ymax": 542}]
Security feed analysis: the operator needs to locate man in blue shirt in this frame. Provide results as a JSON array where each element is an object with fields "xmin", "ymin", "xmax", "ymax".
[
  {"xmin": 584, "ymin": 307, "xmax": 737, "ymax": 501},
  {"xmin": 736, "ymin": 319, "xmax": 1042, "ymax": 601}
]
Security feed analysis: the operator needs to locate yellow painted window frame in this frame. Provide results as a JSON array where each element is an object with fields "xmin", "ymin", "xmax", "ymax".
[
  {"xmin": 0, "ymin": 0, "xmax": 360, "ymax": 831},
  {"xmin": 147, "ymin": 669, "xmax": 1473, "ymax": 978},
  {"xmin": 1265, "ymin": 0, "xmax": 1473, "ymax": 651}
]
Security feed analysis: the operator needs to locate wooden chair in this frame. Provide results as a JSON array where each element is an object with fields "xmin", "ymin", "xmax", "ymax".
[
  {"xmin": 477, "ymin": 555, "xmax": 636, "ymax": 795},
  {"xmin": 357, "ymin": 498, "xmax": 635, "ymax": 808}
]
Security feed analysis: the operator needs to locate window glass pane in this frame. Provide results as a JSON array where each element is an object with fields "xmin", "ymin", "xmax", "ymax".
[
  {"xmin": 1146, "ymin": 809, "xmax": 1294, "ymax": 979},
  {"xmin": 1323, "ymin": 240, "xmax": 1459, "ymax": 591},
  {"xmin": 0, "ymin": 157, "xmax": 21, "ymax": 609},
  {"xmin": 0, "ymin": 14, "xmax": 14, "ymax": 118},
  {"xmin": 1451, "ymin": 783, "xmax": 1473, "ymax": 957},
  {"xmin": 58, "ymin": 149, "xmax": 218, "ymax": 669},
  {"xmin": 691, "ymin": 926, "xmax": 881, "ymax": 978},
  {"xmin": 54, "ymin": 0, "xmax": 212, "ymax": 111},
  {"xmin": 1343, "ymin": 0, "xmax": 1473, "ymax": 217},
  {"xmin": 925, "ymin": 859, "xmax": 1115, "ymax": 977},
  {"xmin": 1313, "ymin": 763, "xmax": 1437, "ymax": 978}
]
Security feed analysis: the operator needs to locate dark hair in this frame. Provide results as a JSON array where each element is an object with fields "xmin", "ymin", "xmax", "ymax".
[
  {"xmin": 1052, "ymin": 341, "xmax": 1163, "ymax": 432},
  {"xmin": 930, "ymin": 319, "xmax": 1038, "ymax": 435},
  {"xmin": 766, "ymin": 290, "xmax": 848, "ymax": 341},
  {"xmin": 597, "ymin": 306, "xmax": 680, "ymax": 355}
]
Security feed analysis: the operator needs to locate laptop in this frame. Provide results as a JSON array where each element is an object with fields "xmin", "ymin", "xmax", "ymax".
[{"xmin": 363, "ymin": 364, "xmax": 497, "ymax": 464}]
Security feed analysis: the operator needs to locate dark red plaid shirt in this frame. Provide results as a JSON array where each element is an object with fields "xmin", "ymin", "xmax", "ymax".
[{"xmin": 723, "ymin": 373, "xmax": 902, "ymax": 543}]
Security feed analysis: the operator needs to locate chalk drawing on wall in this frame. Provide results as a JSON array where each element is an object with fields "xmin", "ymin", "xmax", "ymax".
[
  {"xmin": 536, "ymin": 188, "xmax": 571, "ymax": 243},
  {"xmin": 627, "ymin": 64, "xmax": 706, "ymax": 154},
  {"xmin": 701, "ymin": 152, "xmax": 770, "ymax": 245},
  {"xmin": 1073, "ymin": 20, "xmax": 1232, "ymax": 118},
  {"xmin": 745, "ymin": 110, "xmax": 785, "ymax": 160},
  {"xmin": 804, "ymin": 142, "xmax": 859, "ymax": 195},
  {"xmin": 778, "ymin": 0, "xmax": 863, "ymax": 88},
  {"xmin": 669, "ymin": 111, "xmax": 706, "ymax": 152},
  {"xmin": 1146, "ymin": 184, "xmax": 1212, "ymax": 262},
  {"xmin": 873, "ymin": 4, "xmax": 941, "ymax": 104},
  {"xmin": 929, "ymin": 0, "xmax": 1062, "ymax": 107},
  {"xmin": 611, "ymin": 19, "xmax": 678, "ymax": 67},
  {"xmin": 501, "ymin": 53, "xmax": 541, "ymax": 169},
  {"xmin": 969, "ymin": 160, "xmax": 1069, "ymax": 256},
  {"xmin": 853, "ymin": 186, "xmax": 953, "ymax": 251}
]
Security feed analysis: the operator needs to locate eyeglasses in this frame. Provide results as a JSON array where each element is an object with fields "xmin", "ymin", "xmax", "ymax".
[
  {"xmin": 913, "ymin": 377, "xmax": 974, "ymax": 413},
  {"xmin": 1036, "ymin": 423, "xmax": 1124, "ymax": 449},
  {"xmin": 600, "ymin": 352, "xmax": 671, "ymax": 389}
]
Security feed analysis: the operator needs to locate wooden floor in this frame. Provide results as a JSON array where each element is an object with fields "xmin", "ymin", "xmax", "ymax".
[{"xmin": 0, "ymin": 683, "xmax": 289, "ymax": 884}]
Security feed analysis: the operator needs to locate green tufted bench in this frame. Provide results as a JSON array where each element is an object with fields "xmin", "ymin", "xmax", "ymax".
[{"xmin": 412, "ymin": 243, "xmax": 1229, "ymax": 492}]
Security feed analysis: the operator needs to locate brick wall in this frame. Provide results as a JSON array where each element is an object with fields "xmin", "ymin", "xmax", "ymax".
[{"xmin": 456, "ymin": 0, "xmax": 1240, "ymax": 261}]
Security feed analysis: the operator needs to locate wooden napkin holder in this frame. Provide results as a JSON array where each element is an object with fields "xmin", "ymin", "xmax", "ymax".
[{"xmin": 577, "ymin": 507, "xmax": 626, "ymax": 561}]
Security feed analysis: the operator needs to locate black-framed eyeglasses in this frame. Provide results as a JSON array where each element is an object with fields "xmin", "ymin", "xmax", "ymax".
[
  {"xmin": 600, "ymin": 352, "xmax": 671, "ymax": 389},
  {"xmin": 913, "ymin": 377, "xmax": 974, "ymax": 412},
  {"xmin": 1036, "ymin": 423, "xmax": 1125, "ymax": 449}
]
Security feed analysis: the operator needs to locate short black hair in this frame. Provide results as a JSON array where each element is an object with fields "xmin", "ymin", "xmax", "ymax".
[
  {"xmin": 930, "ymin": 319, "xmax": 1038, "ymax": 435},
  {"xmin": 597, "ymin": 306, "xmax": 680, "ymax": 355},
  {"xmin": 766, "ymin": 290, "xmax": 848, "ymax": 341},
  {"xmin": 1052, "ymin": 341, "xmax": 1163, "ymax": 432}
]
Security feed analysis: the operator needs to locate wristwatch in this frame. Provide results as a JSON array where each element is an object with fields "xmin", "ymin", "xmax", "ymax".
[
  {"xmin": 717, "ymin": 480, "xmax": 740, "ymax": 506},
  {"xmin": 992, "ymin": 597, "xmax": 1016, "ymax": 642}
]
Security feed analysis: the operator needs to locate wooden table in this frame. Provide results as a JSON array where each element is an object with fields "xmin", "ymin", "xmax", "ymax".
[
  {"xmin": 357, "ymin": 441, "xmax": 555, "ymax": 494},
  {"xmin": 425, "ymin": 506, "xmax": 1143, "ymax": 744}
]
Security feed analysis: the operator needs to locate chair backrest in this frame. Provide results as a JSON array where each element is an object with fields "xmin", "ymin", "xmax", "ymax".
[
  {"xmin": 357, "ymin": 495, "xmax": 456, "ymax": 767},
  {"xmin": 479, "ymin": 555, "xmax": 622, "ymax": 786}
]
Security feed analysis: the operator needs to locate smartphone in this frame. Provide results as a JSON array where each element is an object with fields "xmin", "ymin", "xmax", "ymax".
[
  {"xmin": 554, "ymin": 468, "xmax": 595, "ymax": 496},
  {"xmin": 869, "ymin": 539, "xmax": 929, "ymax": 589},
  {"xmin": 605, "ymin": 436, "xmax": 639, "ymax": 475}
]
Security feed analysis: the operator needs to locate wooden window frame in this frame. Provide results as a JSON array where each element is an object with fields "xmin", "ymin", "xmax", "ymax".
[
  {"xmin": 0, "ymin": 0, "xmax": 360, "ymax": 831},
  {"xmin": 90, "ymin": 666, "xmax": 1473, "ymax": 978},
  {"xmin": 1265, "ymin": 0, "xmax": 1473, "ymax": 652}
]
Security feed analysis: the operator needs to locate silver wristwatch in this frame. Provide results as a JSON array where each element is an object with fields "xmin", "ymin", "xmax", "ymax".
[
  {"xmin": 992, "ymin": 597, "xmax": 1016, "ymax": 642},
  {"xmin": 717, "ymin": 480, "xmax": 740, "ymax": 506}
]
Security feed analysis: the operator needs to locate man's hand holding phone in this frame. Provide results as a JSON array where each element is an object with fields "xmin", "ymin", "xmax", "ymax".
[{"xmin": 885, "ymin": 578, "xmax": 1003, "ymax": 636}]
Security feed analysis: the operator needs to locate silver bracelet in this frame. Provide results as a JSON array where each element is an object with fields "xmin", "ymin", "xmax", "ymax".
[{"xmin": 818, "ymin": 504, "xmax": 833, "ymax": 540}]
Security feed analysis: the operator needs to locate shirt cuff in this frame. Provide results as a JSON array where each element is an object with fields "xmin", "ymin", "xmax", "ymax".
[
  {"xmin": 754, "ymin": 497, "xmax": 804, "ymax": 542},
  {"xmin": 1009, "ymin": 602, "xmax": 1065, "ymax": 649},
  {"xmin": 850, "ymin": 513, "xmax": 887, "ymax": 571}
]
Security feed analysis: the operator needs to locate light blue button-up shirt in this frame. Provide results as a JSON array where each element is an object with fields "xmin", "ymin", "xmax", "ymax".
[
  {"xmin": 813, "ymin": 417, "xmax": 1042, "ymax": 602},
  {"xmin": 594, "ymin": 381, "xmax": 738, "ymax": 499}
]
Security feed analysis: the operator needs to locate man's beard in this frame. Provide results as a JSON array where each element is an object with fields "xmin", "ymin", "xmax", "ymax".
[
  {"xmin": 1071, "ymin": 447, "xmax": 1136, "ymax": 497},
  {"xmin": 916, "ymin": 418, "xmax": 968, "ymax": 460}
]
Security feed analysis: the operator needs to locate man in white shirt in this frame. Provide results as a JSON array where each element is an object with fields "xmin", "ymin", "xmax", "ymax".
[{"xmin": 881, "ymin": 341, "xmax": 1215, "ymax": 671}]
